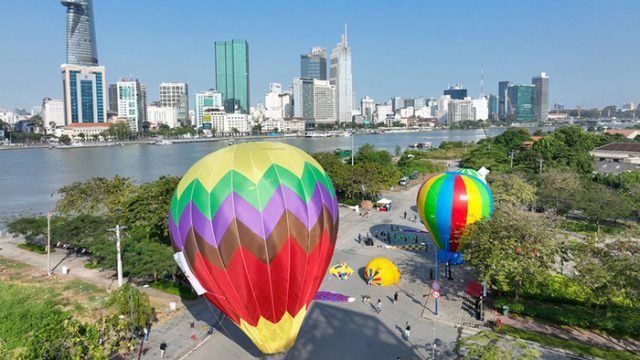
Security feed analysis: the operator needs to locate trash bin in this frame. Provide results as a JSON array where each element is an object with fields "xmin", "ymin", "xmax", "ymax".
[
  {"xmin": 502, "ymin": 305, "xmax": 509, "ymax": 317},
  {"xmin": 61, "ymin": 265, "xmax": 69, "ymax": 275}
]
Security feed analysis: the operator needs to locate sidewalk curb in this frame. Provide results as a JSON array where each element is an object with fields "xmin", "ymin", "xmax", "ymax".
[{"xmin": 177, "ymin": 333, "xmax": 213, "ymax": 360}]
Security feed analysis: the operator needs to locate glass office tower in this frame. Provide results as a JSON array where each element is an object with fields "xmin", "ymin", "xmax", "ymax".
[
  {"xmin": 61, "ymin": 0, "xmax": 98, "ymax": 66},
  {"xmin": 215, "ymin": 40, "xmax": 250, "ymax": 113}
]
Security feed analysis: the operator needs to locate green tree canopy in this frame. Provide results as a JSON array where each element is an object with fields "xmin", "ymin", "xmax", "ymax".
[{"xmin": 56, "ymin": 176, "xmax": 135, "ymax": 215}]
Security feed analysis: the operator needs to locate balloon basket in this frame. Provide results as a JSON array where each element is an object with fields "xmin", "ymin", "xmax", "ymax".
[{"xmin": 438, "ymin": 250, "xmax": 464, "ymax": 265}]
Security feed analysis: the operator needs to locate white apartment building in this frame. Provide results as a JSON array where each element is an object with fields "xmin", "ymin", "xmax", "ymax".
[
  {"xmin": 361, "ymin": 96, "xmax": 375, "ymax": 119},
  {"xmin": 42, "ymin": 98, "xmax": 65, "ymax": 132},
  {"xmin": 448, "ymin": 97, "xmax": 474, "ymax": 123},
  {"xmin": 159, "ymin": 82, "xmax": 189, "ymax": 124},
  {"xmin": 195, "ymin": 90, "xmax": 223, "ymax": 129},
  {"xmin": 117, "ymin": 79, "xmax": 143, "ymax": 132},
  {"xmin": 312, "ymin": 79, "xmax": 336, "ymax": 126},
  {"xmin": 147, "ymin": 105, "xmax": 178, "ymax": 129}
]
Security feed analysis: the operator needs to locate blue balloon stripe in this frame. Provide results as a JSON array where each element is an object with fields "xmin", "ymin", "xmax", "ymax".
[{"xmin": 435, "ymin": 175, "xmax": 455, "ymax": 251}]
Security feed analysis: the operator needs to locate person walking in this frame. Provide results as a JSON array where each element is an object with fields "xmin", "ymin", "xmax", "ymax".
[
  {"xmin": 376, "ymin": 298, "xmax": 382, "ymax": 314},
  {"xmin": 159, "ymin": 341, "xmax": 167, "ymax": 359},
  {"xmin": 404, "ymin": 211, "xmax": 407, "ymax": 219},
  {"xmin": 393, "ymin": 291, "xmax": 399, "ymax": 305},
  {"xmin": 404, "ymin": 322, "xmax": 411, "ymax": 340}
]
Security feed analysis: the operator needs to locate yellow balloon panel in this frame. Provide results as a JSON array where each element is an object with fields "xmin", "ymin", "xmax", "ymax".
[{"xmin": 364, "ymin": 258, "xmax": 401, "ymax": 286}]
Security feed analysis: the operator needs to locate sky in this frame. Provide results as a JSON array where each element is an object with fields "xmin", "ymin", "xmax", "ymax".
[{"xmin": 1, "ymin": 0, "xmax": 639, "ymax": 111}]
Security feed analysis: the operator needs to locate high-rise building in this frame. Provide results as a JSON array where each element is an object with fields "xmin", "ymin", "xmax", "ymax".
[
  {"xmin": 42, "ymin": 98, "xmax": 65, "ymax": 132},
  {"xmin": 330, "ymin": 26, "xmax": 353, "ymax": 124},
  {"xmin": 108, "ymin": 84, "xmax": 118, "ymax": 112},
  {"xmin": 488, "ymin": 94, "xmax": 498, "ymax": 120},
  {"xmin": 61, "ymin": 64, "xmax": 107, "ymax": 124},
  {"xmin": 215, "ymin": 39, "xmax": 250, "ymax": 113},
  {"xmin": 301, "ymin": 47, "xmax": 327, "ymax": 80},
  {"xmin": 532, "ymin": 72, "xmax": 549, "ymax": 121},
  {"xmin": 508, "ymin": 84, "xmax": 536, "ymax": 122},
  {"xmin": 392, "ymin": 97, "xmax": 404, "ymax": 112},
  {"xmin": 116, "ymin": 78, "xmax": 143, "ymax": 132},
  {"xmin": 61, "ymin": 0, "xmax": 98, "ymax": 66},
  {"xmin": 147, "ymin": 105, "xmax": 178, "ymax": 129},
  {"xmin": 498, "ymin": 81, "xmax": 512, "ymax": 119},
  {"xmin": 414, "ymin": 97, "xmax": 427, "ymax": 109},
  {"xmin": 195, "ymin": 90, "xmax": 223, "ymax": 128},
  {"xmin": 265, "ymin": 83, "xmax": 283, "ymax": 120},
  {"xmin": 448, "ymin": 98, "xmax": 474, "ymax": 123},
  {"xmin": 312, "ymin": 79, "xmax": 336, "ymax": 126},
  {"xmin": 472, "ymin": 96, "xmax": 489, "ymax": 121},
  {"xmin": 361, "ymin": 96, "xmax": 375, "ymax": 120},
  {"xmin": 444, "ymin": 84, "xmax": 467, "ymax": 100},
  {"xmin": 159, "ymin": 82, "xmax": 189, "ymax": 125},
  {"xmin": 292, "ymin": 77, "xmax": 314, "ymax": 121},
  {"xmin": 140, "ymin": 84, "xmax": 148, "ymax": 126}
]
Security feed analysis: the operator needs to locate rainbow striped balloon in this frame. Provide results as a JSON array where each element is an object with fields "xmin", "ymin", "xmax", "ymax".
[
  {"xmin": 416, "ymin": 172, "xmax": 493, "ymax": 252},
  {"xmin": 168, "ymin": 142, "xmax": 338, "ymax": 354}
]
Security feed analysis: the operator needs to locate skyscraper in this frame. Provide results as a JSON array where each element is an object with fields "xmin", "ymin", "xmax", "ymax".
[
  {"xmin": 108, "ymin": 84, "xmax": 118, "ymax": 113},
  {"xmin": 330, "ymin": 26, "xmax": 353, "ymax": 124},
  {"xmin": 116, "ymin": 78, "xmax": 143, "ymax": 132},
  {"xmin": 61, "ymin": 0, "xmax": 98, "ymax": 66},
  {"xmin": 61, "ymin": 0, "xmax": 105, "ymax": 125},
  {"xmin": 301, "ymin": 48, "xmax": 327, "ymax": 80},
  {"xmin": 292, "ymin": 77, "xmax": 314, "ymax": 122},
  {"xmin": 61, "ymin": 64, "xmax": 106, "ymax": 124},
  {"xmin": 488, "ymin": 94, "xmax": 498, "ymax": 120},
  {"xmin": 508, "ymin": 84, "xmax": 535, "ymax": 122},
  {"xmin": 444, "ymin": 84, "xmax": 467, "ymax": 100},
  {"xmin": 160, "ymin": 82, "xmax": 189, "ymax": 125},
  {"xmin": 215, "ymin": 40, "xmax": 250, "ymax": 113},
  {"xmin": 498, "ymin": 81, "xmax": 512, "ymax": 119},
  {"xmin": 312, "ymin": 79, "xmax": 336, "ymax": 126},
  {"xmin": 532, "ymin": 72, "xmax": 549, "ymax": 122}
]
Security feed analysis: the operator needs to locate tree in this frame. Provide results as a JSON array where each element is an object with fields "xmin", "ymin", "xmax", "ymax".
[
  {"xmin": 462, "ymin": 204, "xmax": 560, "ymax": 300},
  {"xmin": 122, "ymin": 236, "xmax": 177, "ymax": 281},
  {"xmin": 394, "ymin": 145, "xmax": 401, "ymax": 157},
  {"xmin": 455, "ymin": 330, "xmax": 541, "ymax": 360},
  {"xmin": 121, "ymin": 176, "xmax": 180, "ymax": 245},
  {"xmin": 355, "ymin": 143, "xmax": 393, "ymax": 167},
  {"xmin": 59, "ymin": 134, "xmax": 71, "ymax": 145},
  {"xmin": 488, "ymin": 173, "xmax": 536, "ymax": 208},
  {"xmin": 101, "ymin": 121, "xmax": 134, "ymax": 141},
  {"xmin": 107, "ymin": 284, "xmax": 154, "ymax": 333},
  {"xmin": 56, "ymin": 176, "xmax": 135, "ymax": 215},
  {"xmin": 536, "ymin": 170, "xmax": 582, "ymax": 215},
  {"xmin": 531, "ymin": 126, "xmax": 598, "ymax": 174}
]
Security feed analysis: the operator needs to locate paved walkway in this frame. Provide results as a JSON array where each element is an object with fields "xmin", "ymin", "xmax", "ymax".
[{"xmin": 502, "ymin": 315, "xmax": 640, "ymax": 355}]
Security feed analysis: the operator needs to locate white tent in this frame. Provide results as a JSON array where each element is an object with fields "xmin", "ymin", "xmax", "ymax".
[{"xmin": 376, "ymin": 198, "xmax": 392, "ymax": 205}]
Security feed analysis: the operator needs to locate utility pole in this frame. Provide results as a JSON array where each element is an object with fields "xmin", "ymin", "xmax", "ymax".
[
  {"xmin": 351, "ymin": 130, "xmax": 354, "ymax": 166},
  {"xmin": 108, "ymin": 224, "xmax": 126, "ymax": 288},
  {"xmin": 510, "ymin": 150, "xmax": 515, "ymax": 169},
  {"xmin": 538, "ymin": 159, "xmax": 544, "ymax": 174},
  {"xmin": 432, "ymin": 325, "xmax": 436, "ymax": 359},
  {"xmin": 47, "ymin": 211, "xmax": 52, "ymax": 276}
]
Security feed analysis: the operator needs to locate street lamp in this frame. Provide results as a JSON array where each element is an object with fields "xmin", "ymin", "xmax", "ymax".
[
  {"xmin": 47, "ymin": 211, "xmax": 55, "ymax": 276},
  {"xmin": 108, "ymin": 210, "xmax": 126, "ymax": 288}
]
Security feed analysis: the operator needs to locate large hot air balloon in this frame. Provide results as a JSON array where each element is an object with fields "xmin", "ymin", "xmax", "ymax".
[
  {"xmin": 168, "ymin": 142, "xmax": 339, "ymax": 354},
  {"xmin": 364, "ymin": 258, "xmax": 401, "ymax": 286},
  {"xmin": 416, "ymin": 172, "xmax": 493, "ymax": 262}
]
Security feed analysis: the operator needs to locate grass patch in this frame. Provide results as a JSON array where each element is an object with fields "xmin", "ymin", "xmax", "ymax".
[
  {"xmin": 149, "ymin": 279, "xmax": 197, "ymax": 300},
  {"xmin": 417, "ymin": 144, "xmax": 479, "ymax": 160},
  {"xmin": 84, "ymin": 262, "xmax": 99, "ymax": 269},
  {"xmin": 63, "ymin": 279, "xmax": 100, "ymax": 294},
  {"xmin": 501, "ymin": 325, "xmax": 640, "ymax": 360},
  {"xmin": 494, "ymin": 298, "xmax": 640, "ymax": 340},
  {"xmin": 17, "ymin": 243, "xmax": 50, "ymax": 254},
  {"xmin": 0, "ymin": 282, "xmax": 68, "ymax": 352},
  {"xmin": 562, "ymin": 220, "xmax": 624, "ymax": 235}
]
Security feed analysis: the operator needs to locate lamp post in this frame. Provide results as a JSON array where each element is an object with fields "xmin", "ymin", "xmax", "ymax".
[
  {"xmin": 351, "ymin": 129, "xmax": 355, "ymax": 166},
  {"xmin": 108, "ymin": 223, "xmax": 126, "ymax": 288},
  {"xmin": 47, "ymin": 211, "xmax": 53, "ymax": 276}
]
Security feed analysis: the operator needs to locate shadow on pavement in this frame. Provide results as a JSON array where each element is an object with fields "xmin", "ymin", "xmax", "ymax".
[{"xmin": 277, "ymin": 302, "xmax": 421, "ymax": 359}]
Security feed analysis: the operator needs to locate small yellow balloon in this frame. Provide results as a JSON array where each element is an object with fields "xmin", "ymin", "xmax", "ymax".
[{"xmin": 364, "ymin": 258, "xmax": 400, "ymax": 286}]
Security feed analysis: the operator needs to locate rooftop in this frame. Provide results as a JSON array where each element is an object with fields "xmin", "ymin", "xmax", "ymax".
[{"xmin": 594, "ymin": 142, "xmax": 640, "ymax": 153}]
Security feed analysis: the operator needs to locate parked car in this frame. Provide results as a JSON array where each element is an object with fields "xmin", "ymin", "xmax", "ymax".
[{"xmin": 398, "ymin": 177, "xmax": 409, "ymax": 186}]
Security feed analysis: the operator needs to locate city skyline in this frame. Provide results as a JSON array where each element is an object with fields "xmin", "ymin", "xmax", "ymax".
[{"xmin": 1, "ymin": 0, "xmax": 639, "ymax": 110}]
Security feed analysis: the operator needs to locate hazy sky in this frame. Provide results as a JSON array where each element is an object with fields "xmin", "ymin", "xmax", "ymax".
[{"xmin": 1, "ymin": 0, "xmax": 639, "ymax": 110}]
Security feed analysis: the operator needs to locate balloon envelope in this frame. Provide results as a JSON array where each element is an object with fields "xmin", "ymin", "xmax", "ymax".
[
  {"xmin": 416, "ymin": 172, "xmax": 493, "ymax": 252},
  {"xmin": 168, "ymin": 142, "xmax": 339, "ymax": 353},
  {"xmin": 364, "ymin": 257, "xmax": 401, "ymax": 286}
]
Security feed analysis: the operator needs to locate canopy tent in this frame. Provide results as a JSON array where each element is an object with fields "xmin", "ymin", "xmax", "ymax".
[{"xmin": 376, "ymin": 198, "xmax": 392, "ymax": 205}]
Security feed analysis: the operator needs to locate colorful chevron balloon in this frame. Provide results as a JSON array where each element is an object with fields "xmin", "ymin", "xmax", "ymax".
[
  {"xmin": 168, "ymin": 142, "xmax": 339, "ymax": 354},
  {"xmin": 416, "ymin": 172, "xmax": 493, "ymax": 253}
]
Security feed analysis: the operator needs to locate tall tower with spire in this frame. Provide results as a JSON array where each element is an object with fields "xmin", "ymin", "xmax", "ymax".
[
  {"xmin": 330, "ymin": 24, "xmax": 353, "ymax": 124},
  {"xmin": 61, "ymin": 0, "xmax": 98, "ymax": 66}
]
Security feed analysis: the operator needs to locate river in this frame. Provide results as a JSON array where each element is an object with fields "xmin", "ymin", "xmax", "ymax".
[{"xmin": 0, "ymin": 128, "xmax": 515, "ymax": 224}]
